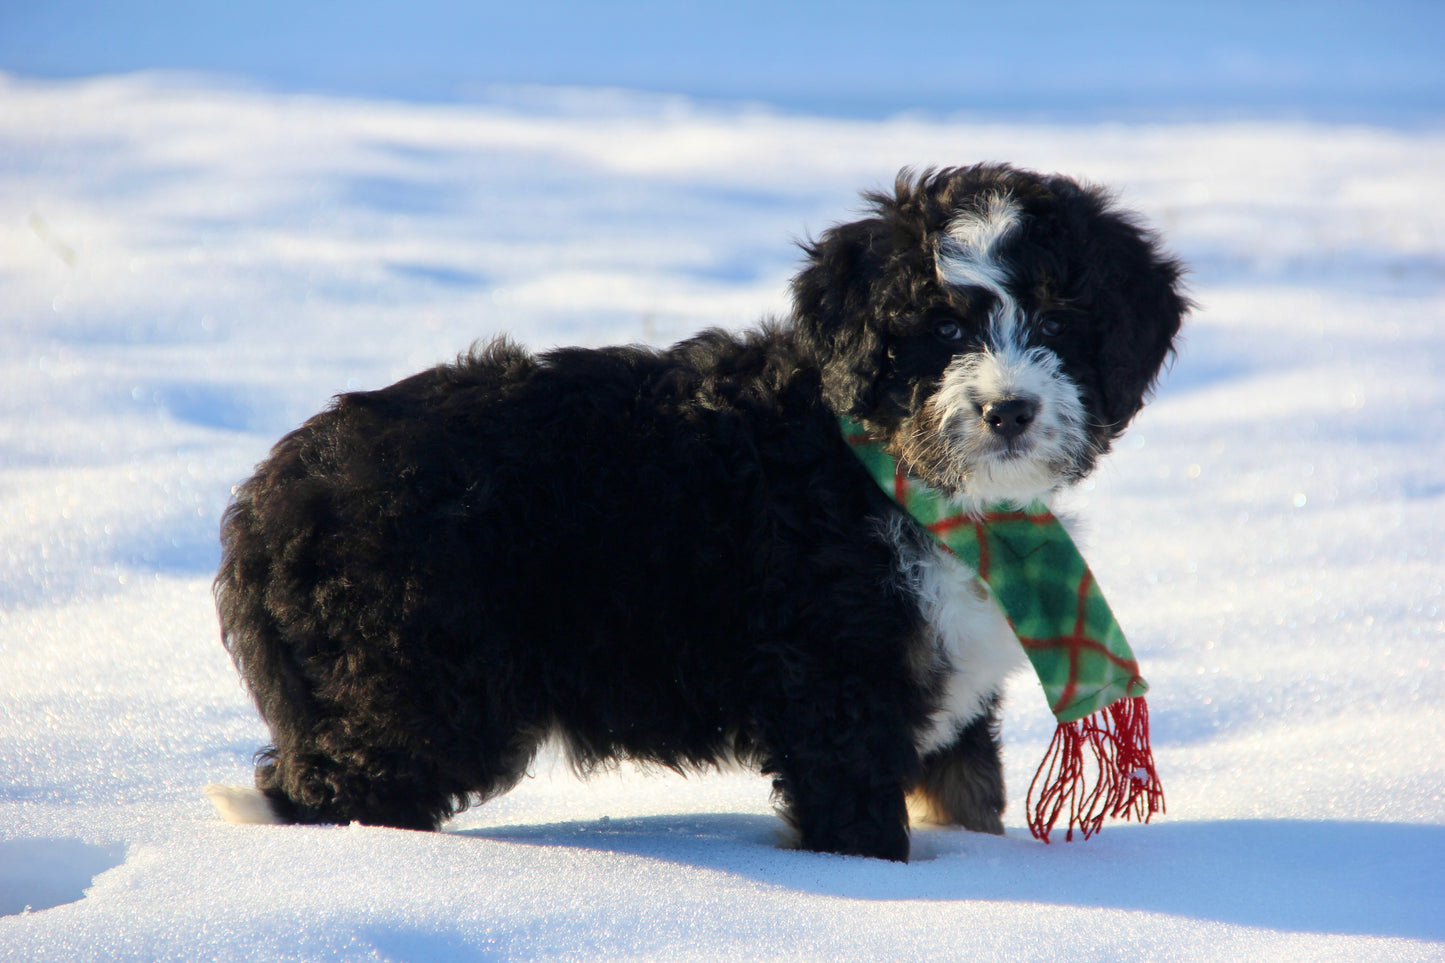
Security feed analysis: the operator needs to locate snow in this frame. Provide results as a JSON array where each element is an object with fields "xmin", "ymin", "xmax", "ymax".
[{"xmin": 2, "ymin": 70, "xmax": 1444, "ymax": 960}]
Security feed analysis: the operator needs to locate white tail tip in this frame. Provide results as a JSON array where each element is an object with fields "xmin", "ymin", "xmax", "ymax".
[{"xmin": 204, "ymin": 783, "xmax": 283, "ymax": 825}]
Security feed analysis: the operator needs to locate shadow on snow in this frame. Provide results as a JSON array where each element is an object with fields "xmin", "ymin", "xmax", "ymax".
[{"xmin": 461, "ymin": 815, "xmax": 1444, "ymax": 941}]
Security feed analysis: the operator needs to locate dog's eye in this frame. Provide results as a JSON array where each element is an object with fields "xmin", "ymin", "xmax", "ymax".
[
  {"xmin": 933, "ymin": 321, "xmax": 965, "ymax": 342},
  {"xmin": 1039, "ymin": 317, "xmax": 1065, "ymax": 337}
]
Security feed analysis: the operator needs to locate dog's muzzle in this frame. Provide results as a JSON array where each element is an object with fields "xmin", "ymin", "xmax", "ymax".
[{"xmin": 917, "ymin": 345, "xmax": 1091, "ymax": 502}]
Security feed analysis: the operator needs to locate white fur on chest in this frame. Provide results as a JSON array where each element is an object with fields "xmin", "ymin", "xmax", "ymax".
[{"xmin": 888, "ymin": 521, "xmax": 1028, "ymax": 756}]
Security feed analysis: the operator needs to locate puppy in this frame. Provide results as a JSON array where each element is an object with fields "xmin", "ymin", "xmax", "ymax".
[{"xmin": 207, "ymin": 164, "xmax": 1186, "ymax": 861}]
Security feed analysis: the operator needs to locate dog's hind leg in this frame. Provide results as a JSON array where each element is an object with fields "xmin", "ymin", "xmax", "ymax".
[{"xmin": 907, "ymin": 700, "xmax": 1006, "ymax": 835}]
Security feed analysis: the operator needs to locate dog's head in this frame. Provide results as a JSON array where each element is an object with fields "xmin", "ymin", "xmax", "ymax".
[{"xmin": 793, "ymin": 164, "xmax": 1188, "ymax": 505}]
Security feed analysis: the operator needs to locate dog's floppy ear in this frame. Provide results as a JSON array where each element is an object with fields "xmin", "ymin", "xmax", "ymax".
[
  {"xmin": 791, "ymin": 218, "xmax": 891, "ymax": 417},
  {"xmin": 1091, "ymin": 207, "xmax": 1191, "ymax": 432}
]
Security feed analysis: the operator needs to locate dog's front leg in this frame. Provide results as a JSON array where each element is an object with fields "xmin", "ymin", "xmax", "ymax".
[
  {"xmin": 762, "ymin": 697, "xmax": 919, "ymax": 862},
  {"xmin": 907, "ymin": 698, "xmax": 1006, "ymax": 834}
]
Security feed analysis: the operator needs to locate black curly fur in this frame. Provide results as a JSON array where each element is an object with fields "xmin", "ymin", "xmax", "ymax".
[{"xmin": 214, "ymin": 164, "xmax": 1187, "ymax": 861}]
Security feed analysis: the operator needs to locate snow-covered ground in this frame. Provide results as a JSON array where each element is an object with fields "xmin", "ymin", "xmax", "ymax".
[{"xmin": 1, "ymin": 72, "xmax": 1443, "ymax": 960}]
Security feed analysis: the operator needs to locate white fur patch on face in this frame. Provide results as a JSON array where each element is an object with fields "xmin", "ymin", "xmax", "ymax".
[
  {"xmin": 929, "ymin": 346, "xmax": 1090, "ymax": 504},
  {"xmin": 936, "ymin": 193, "xmax": 1024, "ymax": 348},
  {"xmin": 887, "ymin": 520, "xmax": 1026, "ymax": 756},
  {"xmin": 937, "ymin": 194, "xmax": 1022, "ymax": 285},
  {"xmin": 927, "ymin": 194, "xmax": 1091, "ymax": 505}
]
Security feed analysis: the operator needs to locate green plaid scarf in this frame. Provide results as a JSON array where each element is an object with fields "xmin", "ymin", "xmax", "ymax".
[{"xmin": 840, "ymin": 416, "xmax": 1164, "ymax": 841}]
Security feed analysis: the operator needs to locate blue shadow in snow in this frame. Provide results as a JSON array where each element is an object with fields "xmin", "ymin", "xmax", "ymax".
[
  {"xmin": 1152, "ymin": 324, "xmax": 1262, "ymax": 399},
  {"xmin": 116, "ymin": 523, "xmax": 222, "ymax": 577},
  {"xmin": 681, "ymin": 259, "xmax": 762, "ymax": 283},
  {"xmin": 461, "ymin": 816, "xmax": 1445, "ymax": 941},
  {"xmin": 151, "ymin": 383, "xmax": 260, "ymax": 431},
  {"xmin": 388, "ymin": 261, "xmax": 488, "ymax": 288},
  {"xmin": 363, "ymin": 929, "xmax": 499, "ymax": 963},
  {"xmin": 0, "ymin": 838, "xmax": 127, "ymax": 916},
  {"xmin": 340, "ymin": 174, "xmax": 464, "ymax": 215},
  {"xmin": 130, "ymin": 380, "xmax": 290, "ymax": 434}
]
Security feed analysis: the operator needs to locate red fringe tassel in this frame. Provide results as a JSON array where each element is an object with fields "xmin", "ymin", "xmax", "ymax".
[{"xmin": 1025, "ymin": 696, "xmax": 1165, "ymax": 843}]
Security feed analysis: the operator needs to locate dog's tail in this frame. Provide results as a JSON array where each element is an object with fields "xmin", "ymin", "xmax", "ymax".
[{"xmin": 203, "ymin": 784, "xmax": 285, "ymax": 825}]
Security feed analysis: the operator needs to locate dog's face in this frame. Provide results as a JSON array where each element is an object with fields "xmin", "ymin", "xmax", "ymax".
[{"xmin": 794, "ymin": 164, "xmax": 1188, "ymax": 505}]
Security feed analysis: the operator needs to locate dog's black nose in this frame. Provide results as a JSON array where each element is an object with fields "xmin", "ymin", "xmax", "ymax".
[{"xmin": 981, "ymin": 398, "xmax": 1037, "ymax": 440}]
